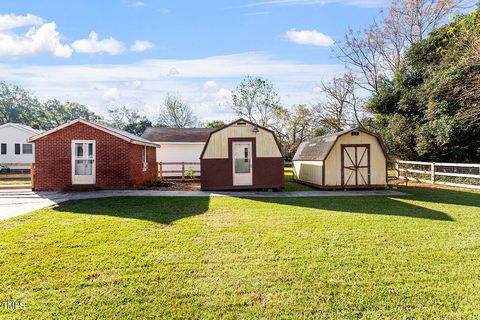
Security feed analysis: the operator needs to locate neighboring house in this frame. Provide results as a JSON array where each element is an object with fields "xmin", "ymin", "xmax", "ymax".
[
  {"xmin": 200, "ymin": 119, "xmax": 284, "ymax": 190},
  {"xmin": 0, "ymin": 123, "xmax": 42, "ymax": 169},
  {"xmin": 292, "ymin": 127, "xmax": 388, "ymax": 189},
  {"xmin": 141, "ymin": 127, "xmax": 214, "ymax": 177},
  {"xmin": 28, "ymin": 119, "xmax": 159, "ymax": 191}
]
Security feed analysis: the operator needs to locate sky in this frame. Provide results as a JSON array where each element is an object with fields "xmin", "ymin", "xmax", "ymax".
[{"xmin": 0, "ymin": 0, "xmax": 388, "ymax": 123}]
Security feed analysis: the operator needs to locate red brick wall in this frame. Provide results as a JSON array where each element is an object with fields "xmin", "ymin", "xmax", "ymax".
[
  {"xmin": 34, "ymin": 122, "xmax": 157, "ymax": 191},
  {"xmin": 128, "ymin": 144, "xmax": 157, "ymax": 187}
]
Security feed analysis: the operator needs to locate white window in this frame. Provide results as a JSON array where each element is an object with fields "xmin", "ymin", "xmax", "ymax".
[
  {"xmin": 22, "ymin": 144, "xmax": 33, "ymax": 154},
  {"xmin": 142, "ymin": 146, "xmax": 148, "ymax": 171}
]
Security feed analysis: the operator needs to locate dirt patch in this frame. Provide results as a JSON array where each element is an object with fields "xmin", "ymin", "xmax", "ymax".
[{"xmin": 147, "ymin": 179, "xmax": 201, "ymax": 191}]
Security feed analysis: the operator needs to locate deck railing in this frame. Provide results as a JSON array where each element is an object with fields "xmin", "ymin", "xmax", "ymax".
[
  {"xmin": 157, "ymin": 162, "xmax": 200, "ymax": 181},
  {"xmin": 395, "ymin": 160, "xmax": 480, "ymax": 190}
]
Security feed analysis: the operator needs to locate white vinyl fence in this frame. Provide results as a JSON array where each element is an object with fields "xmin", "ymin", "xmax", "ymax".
[{"xmin": 395, "ymin": 160, "xmax": 480, "ymax": 190}]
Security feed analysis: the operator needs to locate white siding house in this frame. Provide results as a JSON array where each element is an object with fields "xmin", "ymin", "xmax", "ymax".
[
  {"xmin": 141, "ymin": 128, "xmax": 214, "ymax": 177},
  {"xmin": 0, "ymin": 123, "xmax": 42, "ymax": 169}
]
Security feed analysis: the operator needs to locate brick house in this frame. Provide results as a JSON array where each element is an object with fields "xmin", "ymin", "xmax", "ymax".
[{"xmin": 28, "ymin": 119, "xmax": 159, "ymax": 191}]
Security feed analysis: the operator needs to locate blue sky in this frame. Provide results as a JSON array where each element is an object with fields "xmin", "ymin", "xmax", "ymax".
[{"xmin": 0, "ymin": 0, "xmax": 387, "ymax": 122}]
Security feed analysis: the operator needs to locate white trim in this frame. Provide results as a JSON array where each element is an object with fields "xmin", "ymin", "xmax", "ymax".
[
  {"xmin": 232, "ymin": 141, "xmax": 253, "ymax": 186},
  {"xmin": 142, "ymin": 145, "xmax": 148, "ymax": 171},
  {"xmin": 154, "ymin": 141, "xmax": 205, "ymax": 145},
  {"xmin": 28, "ymin": 118, "xmax": 160, "ymax": 148},
  {"xmin": 0, "ymin": 122, "xmax": 42, "ymax": 136},
  {"xmin": 71, "ymin": 140, "xmax": 96, "ymax": 185},
  {"xmin": 29, "ymin": 119, "xmax": 129, "ymax": 143},
  {"xmin": 130, "ymin": 140, "xmax": 161, "ymax": 148}
]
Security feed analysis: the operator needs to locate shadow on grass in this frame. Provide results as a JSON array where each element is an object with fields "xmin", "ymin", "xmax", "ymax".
[
  {"xmin": 51, "ymin": 189, "xmax": 460, "ymax": 223},
  {"xmin": 245, "ymin": 195, "xmax": 455, "ymax": 221},
  {"xmin": 53, "ymin": 196, "xmax": 210, "ymax": 224}
]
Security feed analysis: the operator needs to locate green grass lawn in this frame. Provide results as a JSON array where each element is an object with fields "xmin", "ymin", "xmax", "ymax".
[{"xmin": 1, "ymin": 188, "xmax": 480, "ymax": 319}]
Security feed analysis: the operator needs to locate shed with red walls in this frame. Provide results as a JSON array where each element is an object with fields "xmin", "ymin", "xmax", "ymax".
[
  {"xmin": 200, "ymin": 119, "xmax": 284, "ymax": 190},
  {"xmin": 28, "ymin": 119, "xmax": 159, "ymax": 191}
]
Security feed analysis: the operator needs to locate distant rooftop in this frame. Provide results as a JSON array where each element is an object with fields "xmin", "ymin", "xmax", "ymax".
[{"xmin": 142, "ymin": 127, "xmax": 214, "ymax": 143}]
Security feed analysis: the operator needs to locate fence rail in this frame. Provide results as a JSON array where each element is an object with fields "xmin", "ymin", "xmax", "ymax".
[
  {"xmin": 0, "ymin": 162, "xmax": 35, "ymax": 189},
  {"xmin": 157, "ymin": 162, "xmax": 200, "ymax": 181},
  {"xmin": 395, "ymin": 160, "xmax": 480, "ymax": 190}
]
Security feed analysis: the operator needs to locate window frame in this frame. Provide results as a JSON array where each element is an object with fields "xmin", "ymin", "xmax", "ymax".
[
  {"xmin": 22, "ymin": 143, "xmax": 33, "ymax": 154},
  {"xmin": 0, "ymin": 143, "xmax": 6, "ymax": 155},
  {"xmin": 142, "ymin": 146, "xmax": 148, "ymax": 171},
  {"xmin": 14, "ymin": 143, "xmax": 21, "ymax": 155}
]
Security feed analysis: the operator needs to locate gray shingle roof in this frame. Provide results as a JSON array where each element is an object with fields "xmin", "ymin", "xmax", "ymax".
[
  {"xmin": 293, "ymin": 127, "xmax": 386, "ymax": 161},
  {"xmin": 141, "ymin": 127, "xmax": 214, "ymax": 143}
]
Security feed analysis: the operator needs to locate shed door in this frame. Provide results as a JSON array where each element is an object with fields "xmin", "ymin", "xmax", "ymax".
[
  {"xmin": 341, "ymin": 144, "xmax": 370, "ymax": 187},
  {"xmin": 232, "ymin": 142, "xmax": 253, "ymax": 186},
  {"xmin": 72, "ymin": 141, "xmax": 96, "ymax": 185}
]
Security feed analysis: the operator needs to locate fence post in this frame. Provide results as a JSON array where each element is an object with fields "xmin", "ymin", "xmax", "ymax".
[
  {"xmin": 159, "ymin": 162, "xmax": 163, "ymax": 180},
  {"xmin": 181, "ymin": 162, "xmax": 185, "ymax": 181},
  {"xmin": 431, "ymin": 162, "xmax": 435, "ymax": 184},
  {"xmin": 30, "ymin": 163, "xmax": 35, "ymax": 189},
  {"xmin": 395, "ymin": 160, "xmax": 399, "ymax": 179}
]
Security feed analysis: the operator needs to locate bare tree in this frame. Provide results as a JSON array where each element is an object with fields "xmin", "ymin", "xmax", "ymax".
[
  {"xmin": 156, "ymin": 95, "xmax": 198, "ymax": 128},
  {"xmin": 335, "ymin": 0, "xmax": 464, "ymax": 92},
  {"xmin": 314, "ymin": 73, "xmax": 360, "ymax": 132},
  {"xmin": 336, "ymin": 27, "xmax": 386, "ymax": 92},
  {"xmin": 231, "ymin": 76, "xmax": 282, "ymax": 127},
  {"xmin": 269, "ymin": 104, "xmax": 317, "ymax": 160}
]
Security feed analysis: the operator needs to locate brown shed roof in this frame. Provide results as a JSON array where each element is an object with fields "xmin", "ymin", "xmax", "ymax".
[
  {"xmin": 141, "ymin": 127, "xmax": 214, "ymax": 143},
  {"xmin": 293, "ymin": 127, "xmax": 387, "ymax": 161}
]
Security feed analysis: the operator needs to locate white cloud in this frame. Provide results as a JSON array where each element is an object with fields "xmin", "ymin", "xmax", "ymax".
[
  {"xmin": 0, "ymin": 22, "xmax": 73, "ymax": 58},
  {"xmin": 72, "ymin": 32, "xmax": 125, "ymax": 55},
  {"xmin": 0, "ymin": 52, "xmax": 345, "ymax": 120},
  {"xmin": 127, "ymin": 80, "xmax": 143, "ymax": 89},
  {"xmin": 0, "ymin": 13, "xmax": 44, "ymax": 31},
  {"xmin": 244, "ymin": 11, "xmax": 270, "ymax": 16},
  {"xmin": 215, "ymin": 88, "xmax": 232, "ymax": 105},
  {"xmin": 102, "ymin": 87, "xmax": 120, "ymax": 101},
  {"xmin": 242, "ymin": 0, "xmax": 387, "ymax": 8},
  {"xmin": 167, "ymin": 67, "xmax": 180, "ymax": 76},
  {"xmin": 203, "ymin": 80, "xmax": 218, "ymax": 90},
  {"xmin": 285, "ymin": 29, "xmax": 334, "ymax": 47},
  {"xmin": 130, "ymin": 40, "xmax": 155, "ymax": 52},
  {"xmin": 128, "ymin": 1, "xmax": 145, "ymax": 7}
]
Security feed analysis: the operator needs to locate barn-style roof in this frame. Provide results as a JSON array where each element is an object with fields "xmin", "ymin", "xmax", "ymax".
[
  {"xmin": 293, "ymin": 127, "xmax": 387, "ymax": 161},
  {"xmin": 200, "ymin": 118, "xmax": 283, "ymax": 159},
  {"xmin": 141, "ymin": 127, "xmax": 214, "ymax": 143},
  {"xmin": 28, "ymin": 118, "xmax": 160, "ymax": 148}
]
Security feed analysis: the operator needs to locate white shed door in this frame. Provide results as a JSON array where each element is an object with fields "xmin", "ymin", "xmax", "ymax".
[
  {"xmin": 72, "ymin": 141, "xmax": 96, "ymax": 185},
  {"xmin": 232, "ymin": 142, "xmax": 253, "ymax": 186}
]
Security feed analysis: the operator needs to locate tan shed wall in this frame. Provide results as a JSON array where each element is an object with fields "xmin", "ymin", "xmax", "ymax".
[
  {"xmin": 324, "ymin": 132, "xmax": 387, "ymax": 186},
  {"xmin": 293, "ymin": 161, "xmax": 323, "ymax": 186},
  {"xmin": 202, "ymin": 124, "xmax": 282, "ymax": 159}
]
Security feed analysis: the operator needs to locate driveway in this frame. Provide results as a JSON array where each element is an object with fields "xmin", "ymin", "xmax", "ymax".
[{"xmin": 0, "ymin": 188, "xmax": 406, "ymax": 222}]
